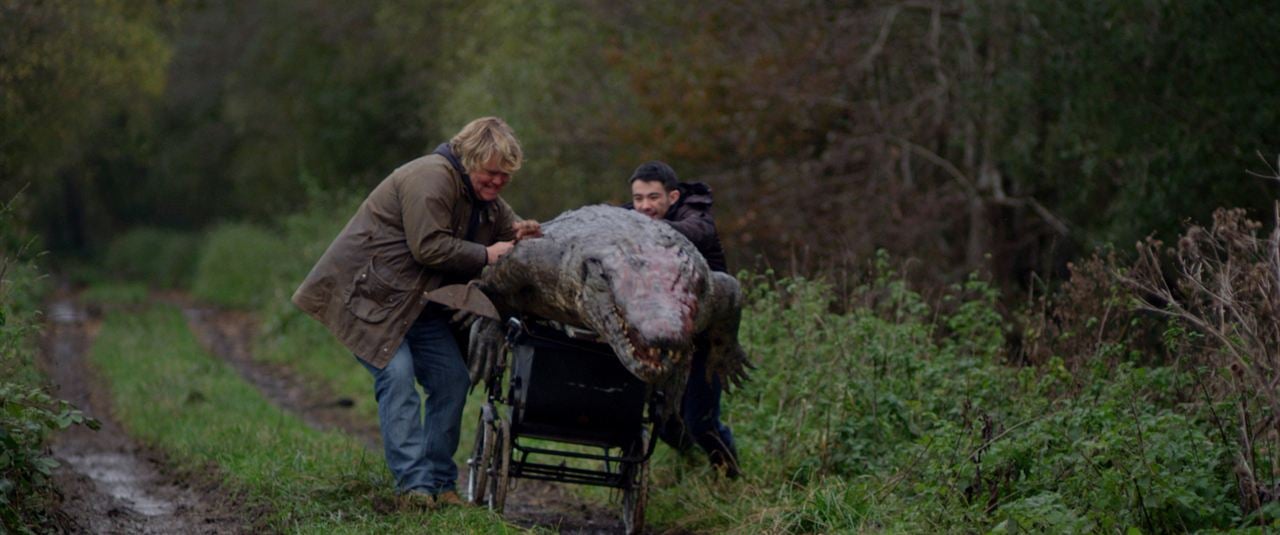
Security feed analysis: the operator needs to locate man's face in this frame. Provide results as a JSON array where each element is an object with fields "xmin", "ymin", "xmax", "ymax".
[
  {"xmin": 470, "ymin": 155, "xmax": 512, "ymax": 202},
  {"xmin": 631, "ymin": 179, "xmax": 679, "ymax": 220}
]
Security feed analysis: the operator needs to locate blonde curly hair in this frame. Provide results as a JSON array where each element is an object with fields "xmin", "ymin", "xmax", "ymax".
[{"xmin": 449, "ymin": 117, "xmax": 523, "ymax": 175}]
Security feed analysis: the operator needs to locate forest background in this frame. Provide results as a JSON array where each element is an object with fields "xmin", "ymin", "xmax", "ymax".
[
  {"xmin": 4, "ymin": 0, "xmax": 1280, "ymax": 532},
  {"xmin": 5, "ymin": 0, "xmax": 1277, "ymax": 288}
]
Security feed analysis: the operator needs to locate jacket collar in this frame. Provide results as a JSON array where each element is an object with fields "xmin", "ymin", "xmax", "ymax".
[{"xmin": 433, "ymin": 143, "xmax": 489, "ymax": 208}]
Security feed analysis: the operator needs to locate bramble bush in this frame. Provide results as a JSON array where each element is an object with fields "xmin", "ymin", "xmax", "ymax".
[
  {"xmin": 0, "ymin": 196, "xmax": 98, "ymax": 533},
  {"xmin": 663, "ymin": 251, "xmax": 1247, "ymax": 532}
]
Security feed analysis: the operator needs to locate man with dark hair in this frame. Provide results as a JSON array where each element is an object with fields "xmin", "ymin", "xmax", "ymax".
[{"xmin": 625, "ymin": 160, "xmax": 738, "ymax": 477}]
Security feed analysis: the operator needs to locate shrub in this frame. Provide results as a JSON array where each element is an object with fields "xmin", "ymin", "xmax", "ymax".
[
  {"xmin": 191, "ymin": 191, "xmax": 358, "ymax": 311},
  {"xmin": 79, "ymin": 282, "xmax": 149, "ymax": 306},
  {"xmin": 1010, "ymin": 251, "xmax": 1174, "ymax": 423},
  {"xmin": 1119, "ymin": 204, "xmax": 1280, "ymax": 520},
  {"xmin": 0, "ymin": 196, "xmax": 97, "ymax": 532},
  {"xmin": 668, "ymin": 254, "xmax": 1243, "ymax": 532},
  {"xmin": 101, "ymin": 227, "xmax": 201, "ymax": 289},
  {"xmin": 191, "ymin": 223, "xmax": 289, "ymax": 309}
]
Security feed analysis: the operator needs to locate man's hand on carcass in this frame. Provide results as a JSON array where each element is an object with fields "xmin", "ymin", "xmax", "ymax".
[
  {"xmin": 485, "ymin": 220, "xmax": 540, "ymax": 264},
  {"xmin": 486, "ymin": 241, "xmax": 514, "ymax": 264},
  {"xmin": 513, "ymin": 219, "xmax": 542, "ymax": 241}
]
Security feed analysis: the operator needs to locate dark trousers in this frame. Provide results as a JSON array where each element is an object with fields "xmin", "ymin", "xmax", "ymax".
[{"xmin": 658, "ymin": 339, "xmax": 737, "ymax": 467}]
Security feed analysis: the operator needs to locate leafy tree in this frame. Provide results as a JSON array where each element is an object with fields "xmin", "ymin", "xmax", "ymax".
[
  {"xmin": 0, "ymin": 0, "xmax": 170, "ymax": 251},
  {"xmin": 997, "ymin": 0, "xmax": 1280, "ymax": 248},
  {"xmin": 7, "ymin": 0, "xmax": 1280, "ymax": 292},
  {"xmin": 517, "ymin": 0, "xmax": 1278, "ymax": 288},
  {"xmin": 214, "ymin": 1, "xmax": 439, "ymax": 217},
  {"xmin": 424, "ymin": 0, "xmax": 641, "ymax": 218}
]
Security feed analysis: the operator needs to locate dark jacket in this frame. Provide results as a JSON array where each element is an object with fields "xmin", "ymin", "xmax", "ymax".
[
  {"xmin": 627, "ymin": 181, "xmax": 728, "ymax": 273},
  {"xmin": 292, "ymin": 147, "xmax": 519, "ymax": 368}
]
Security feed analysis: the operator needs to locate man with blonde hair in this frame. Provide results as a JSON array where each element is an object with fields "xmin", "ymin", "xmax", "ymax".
[{"xmin": 293, "ymin": 117, "xmax": 541, "ymax": 508}]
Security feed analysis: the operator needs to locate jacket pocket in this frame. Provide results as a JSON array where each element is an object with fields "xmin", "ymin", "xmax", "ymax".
[{"xmin": 344, "ymin": 256, "xmax": 414, "ymax": 323}]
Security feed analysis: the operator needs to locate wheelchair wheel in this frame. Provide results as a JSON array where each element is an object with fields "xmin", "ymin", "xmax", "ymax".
[
  {"xmin": 621, "ymin": 428, "xmax": 650, "ymax": 534},
  {"xmin": 466, "ymin": 405, "xmax": 496, "ymax": 505},
  {"xmin": 486, "ymin": 416, "xmax": 512, "ymax": 513}
]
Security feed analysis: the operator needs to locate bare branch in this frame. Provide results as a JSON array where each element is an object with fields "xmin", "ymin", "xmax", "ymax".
[
  {"xmin": 854, "ymin": 5, "xmax": 902, "ymax": 72},
  {"xmin": 1245, "ymin": 151, "xmax": 1280, "ymax": 181},
  {"xmin": 890, "ymin": 135, "xmax": 978, "ymax": 196}
]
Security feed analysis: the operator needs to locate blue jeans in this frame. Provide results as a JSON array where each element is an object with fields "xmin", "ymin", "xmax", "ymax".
[
  {"xmin": 658, "ymin": 338, "xmax": 737, "ymax": 465},
  {"xmin": 358, "ymin": 313, "xmax": 470, "ymax": 494}
]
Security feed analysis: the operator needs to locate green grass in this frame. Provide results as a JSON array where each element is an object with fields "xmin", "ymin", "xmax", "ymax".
[
  {"xmin": 79, "ymin": 281, "xmax": 149, "ymax": 306},
  {"xmin": 254, "ymin": 299, "xmax": 496, "ymax": 463},
  {"xmin": 88, "ymin": 304, "xmax": 528, "ymax": 533},
  {"xmin": 191, "ymin": 224, "xmax": 290, "ymax": 308},
  {"xmin": 203, "ymin": 203, "xmax": 497, "ymax": 475}
]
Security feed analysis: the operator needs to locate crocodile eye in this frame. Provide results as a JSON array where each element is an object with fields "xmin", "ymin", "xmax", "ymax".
[{"xmin": 581, "ymin": 257, "xmax": 607, "ymax": 282}]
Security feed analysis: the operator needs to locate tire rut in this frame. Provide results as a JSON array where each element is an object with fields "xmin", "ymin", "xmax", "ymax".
[
  {"xmin": 41, "ymin": 295, "xmax": 250, "ymax": 534},
  {"xmin": 181, "ymin": 302, "xmax": 635, "ymax": 534}
]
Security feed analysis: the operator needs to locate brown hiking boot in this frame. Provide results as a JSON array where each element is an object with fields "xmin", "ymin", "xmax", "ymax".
[
  {"xmin": 399, "ymin": 489, "xmax": 439, "ymax": 511},
  {"xmin": 709, "ymin": 449, "xmax": 741, "ymax": 480},
  {"xmin": 432, "ymin": 490, "xmax": 467, "ymax": 508}
]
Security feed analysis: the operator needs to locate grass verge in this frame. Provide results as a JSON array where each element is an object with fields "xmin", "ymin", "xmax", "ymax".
[{"xmin": 88, "ymin": 303, "xmax": 527, "ymax": 533}]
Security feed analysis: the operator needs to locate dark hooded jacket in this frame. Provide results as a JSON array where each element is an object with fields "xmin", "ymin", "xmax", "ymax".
[{"xmin": 627, "ymin": 181, "xmax": 728, "ymax": 273}]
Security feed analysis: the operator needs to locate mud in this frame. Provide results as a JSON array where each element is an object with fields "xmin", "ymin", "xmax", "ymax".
[
  {"xmin": 180, "ymin": 305, "xmax": 382, "ymax": 450},
  {"xmin": 181, "ymin": 305, "xmax": 642, "ymax": 534},
  {"xmin": 42, "ymin": 296, "xmax": 249, "ymax": 534},
  {"xmin": 43, "ymin": 289, "xmax": 664, "ymax": 533}
]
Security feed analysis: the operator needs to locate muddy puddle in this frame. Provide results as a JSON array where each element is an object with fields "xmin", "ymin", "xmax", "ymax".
[
  {"xmin": 58, "ymin": 452, "xmax": 175, "ymax": 516},
  {"xmin": 42, "ymin": 296, "xmax": 246, "ymax": 534}
]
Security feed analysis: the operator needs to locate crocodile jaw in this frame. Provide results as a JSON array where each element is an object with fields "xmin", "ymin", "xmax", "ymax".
[{"xmin": 579, "ymin": 248, "xmax": 700, "ymax": 382}]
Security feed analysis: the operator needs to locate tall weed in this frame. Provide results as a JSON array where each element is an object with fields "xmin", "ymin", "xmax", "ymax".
[{"xmin": 1119, "ymin": 205, "xmax": 1280, "ymax": 520}]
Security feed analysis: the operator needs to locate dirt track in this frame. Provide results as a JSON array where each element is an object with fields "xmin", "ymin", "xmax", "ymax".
[
  {"xmin": 43, "ymin": 292, "xmax": 653, "ymax": 533},
  {"xmin": 181, "ymin": 304, "xmax": 631, "ymax": 534},
  {"xmin": 42, "ymin": 295, "xmax": 248, "ymax": 534}
]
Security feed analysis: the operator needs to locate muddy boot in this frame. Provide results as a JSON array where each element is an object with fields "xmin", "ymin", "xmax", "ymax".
[
  {"xmin": 708, "ymin": 445, "xmax": 741, "ymax": 480},
  {"xmin": 399, "ymin": 489, "xmax": 439, "ymax": 511},
  {"xmin": 431, "ymin": 490, "xmax": 468, "ymax": 508}
]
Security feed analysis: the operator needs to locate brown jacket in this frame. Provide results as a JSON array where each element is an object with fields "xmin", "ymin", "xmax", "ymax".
[{"xmin": 291, "ymin": 153, "xmax": 518, "ymax": 368}]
